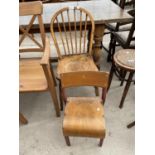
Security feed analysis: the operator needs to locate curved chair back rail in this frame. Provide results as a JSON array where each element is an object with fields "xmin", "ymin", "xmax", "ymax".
[{"xmin": 50, "ymin": 6, "xmax": 95, "ymax": 58}]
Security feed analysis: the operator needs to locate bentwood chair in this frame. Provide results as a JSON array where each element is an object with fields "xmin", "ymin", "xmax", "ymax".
[
  {"xmin": 19, "ymin": 1, "xmax": 60, "ymax": 122},
  {"xmin": 50, "ymin": 7, "xmax": 98, "ymax": 110},
  {"xmin": 60, "ymin": 71, "xmax": 109, "ymax": 146}
]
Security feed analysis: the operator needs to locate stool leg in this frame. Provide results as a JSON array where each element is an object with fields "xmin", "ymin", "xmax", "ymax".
[
  {"xmin": 127, "ymin": 121, "xmax": 135, "ymax": 128},
  {"xmin": 59, "ymin": 81, "xmax": 63, "ymax": 111},
  {"xmin": 64, "ymin": 136, "xmax": 71, "ymax": 146},
  {"xmin": 119, "ymin": 72, "xmax": 134, "ymax": 108},
  {"xmin": 98, "ymin": 138, "xmax": 104, "ymax": 147},
  {"xmin": 108, "ymin": 62, "xmax": 115, "ymax": 91},
  {"xmin": 120, "ymin": 70, "xmax": 127, "ymax": 86}
]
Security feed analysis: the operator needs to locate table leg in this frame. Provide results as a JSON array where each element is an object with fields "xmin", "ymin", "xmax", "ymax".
[
  {"xmin": 119, "ymin": 71, "xmax": 134, "ymax": 108},
  {"xmin": 92, "ymin": 24, "xmax": 105, "ymax": 68}
]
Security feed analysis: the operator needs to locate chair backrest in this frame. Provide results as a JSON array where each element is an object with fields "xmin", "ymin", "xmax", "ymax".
[
  {"xmin": 60, "ymin": 71, "xmax": 109, "ymax": 102},
  {"xmin": 61, "ymin": 71, "xmax": 109, "ymax": 88},
  {"xmin": 19, "ymin": 1, "xmax": 46, "ymax": 52},
  {"xmin": 50, "ymin": 7, "xmax": 95, "ymax": 59}
]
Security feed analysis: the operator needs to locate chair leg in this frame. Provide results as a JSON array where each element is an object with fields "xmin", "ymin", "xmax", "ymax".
[
  {"xmin": 107, "ymin": 62, "xmax": 115, "ymax": 91},
  {"xmin": 64, "ymin": 136, "xmax": 71, "ymax": 146},
  {"xmin": 120, "ymin": 70, "xmax": 127, "ymax": 86},
  {"xmin": 19, "ymin": 112, "xmax": 28, "ymax": 124},
  {"xmin": 50, "ymin": 63, "xmax": 57, "ymax": 87},
  {"xmin": 119, "ymin": 72, "xmax": 134, "ymax": 108},
  {"xmin": 59, "ymin": 81, "xmax": 63, "ymax": 111},
  {"xmin": 98, "ymin": 138, "xmax": 104, "ymax": 147},
  {"xmin": 107, "ymin": 33, "xmax": 116, "ymax": 62},
  {"xmin": 95, "ymin": 87, "xmax": 99, "ymax": 96}
]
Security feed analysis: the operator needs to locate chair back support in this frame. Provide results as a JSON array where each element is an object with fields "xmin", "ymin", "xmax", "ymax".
[
  {"xmin": 50, "ymin": 7, "xmax": 95, "ymax": 59},
  {"xmin": 19, "ymin": 1, "xmax": 46, "ymax": 52},
  {"xmin": 60, "ymin": 71, "xmax": 109, "ymax": 89}
]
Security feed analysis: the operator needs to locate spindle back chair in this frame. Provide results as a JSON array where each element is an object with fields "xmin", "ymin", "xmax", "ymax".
[
  {"xmin": 50, "ymin": 6, "xmax": 95, "ymax": 58},
  {"xmin": 50, "ymin": 7, "xmax": 98, "ymax": 111}
]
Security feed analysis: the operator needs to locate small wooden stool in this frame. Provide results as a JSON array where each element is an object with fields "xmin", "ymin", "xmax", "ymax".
[{"xmin": 108, "ymin": 49, "xmax": 135, "ymax": 108}]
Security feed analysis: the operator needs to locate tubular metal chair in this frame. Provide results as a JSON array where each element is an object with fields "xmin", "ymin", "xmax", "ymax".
[
  {"xmin": 60, "ymin": 71, "xmax": 109, "ymax": 146},
  {"xmin": 19, "ymin": 1, "xmax": 60, "ymax": 123},
  {"xmin": 50, "ymin": 7, "xmax": 99, "ymax": 110}
]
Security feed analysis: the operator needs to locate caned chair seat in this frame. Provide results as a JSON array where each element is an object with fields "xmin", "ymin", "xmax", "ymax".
[
  {"xmin": 63, "ymin": 97, "xmax": 105, "ymax": 138},
  {"xmin": 57, "ymin": 55, "xmax": 98, "ymax": 78},
  {"xmin": 19, "ymin": 59, "xmax": 48, "ymax": 92}
]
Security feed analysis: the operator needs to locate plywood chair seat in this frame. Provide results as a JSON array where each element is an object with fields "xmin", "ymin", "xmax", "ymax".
[
  {"xmin": 20, "ymin": 58, "xmax": 48, "ymax": 92},
  {"xmin": 63, "ymin": 97, "xmax": 105, "ymax": 137},
  {"xmin": 57, "ymin": 55, "xmax": 98, "ymax": 78}
]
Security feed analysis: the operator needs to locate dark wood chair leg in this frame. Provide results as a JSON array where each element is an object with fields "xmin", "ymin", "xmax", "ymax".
[
  {"xmin": 64, "ymin": 136, "xmax": 71, "ymax": 146},
  {"xmin": 98, "ymin": 138, "xmax": 104, "ymax": 147},
  {"xmin": 107, "ymin": 62, "xmax": 115, "ymax": 91},
  {"xmin": 19, "ymin": 112, "xmax": 28, "ymax": 124},
  {"xmin": 107, "ymin": 34, "xmax": 114, "ymax": 62},
  {"xmin": 120, "ymin": 70, "xmax": 127, "ymax": 86},
  {"xmin": 119, "ymin": 72, "xmax": 134, "ymax": 108},
  {"xmin": 95, "ymin": 87, "xmax": 99, "ymax": 96},
  {"xmin": 59, "ymin": 81, "xmax": 63, "ymax": 111},
  {"xmin": 127, "ymin": 121, "xmax": 135, "ymax": 128}
]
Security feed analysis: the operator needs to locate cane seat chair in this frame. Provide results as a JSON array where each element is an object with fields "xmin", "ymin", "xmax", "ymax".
[
  {"xmin": 60, "ymin": 71, "xmax": 109, "ymax": 146},
  {"xmin": 19, "ymin": 1, "xmax": 60, "ymax": 122},
  {"xmin": 50, "ymin": 7, "xmax": 98, "ymax": 110}
]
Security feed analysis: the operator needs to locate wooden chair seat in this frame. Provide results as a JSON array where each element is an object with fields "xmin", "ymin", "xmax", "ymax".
[
  {"xmin": 20, "ymin": 58, "xmax": 48, "ymax": 92},
  {"xmin": 63, "ymin": 97, "xmax": 105, "ymax": 137},
  {"xmin": 57, "ymin": 54, "xmax": 98, "ymax": 78}
]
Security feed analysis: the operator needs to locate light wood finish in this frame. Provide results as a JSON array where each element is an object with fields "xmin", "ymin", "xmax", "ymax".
[
  {"xmin": 63, "ymin": 97, "xmax": 105, "ymax": 137},
  {"xmin": 60, "ymin": 71, "xmax": 109, "ymax": 88},
  {"xmin": 19, "ymin": 1, "xmax": 45, "ymax": 52},
  {"xmin": 50, "ymin": 7, "xmax": 98, "ymax": 110},
  {"xmin": 19, "ymin": 2, "xmax": 60, "ymax": 117},
  {"xmin": 61, "ymin": 71, "xmax": 109, "ymax": 146},
  {"xmin": 20, "ymin": 0, "xmax": 132, "ymax": 66},
  {"xmin": 19, "ymin": 1, "xmax": 43, "ymax": 16},
  {"xmin": 20, "ymin": 59, "xmax": 48, "ymax": 92},
  {"xmin": 50, "ymin": 6, "xmax": 95, "ymax": 57},
  {"xmin": 57, "ymin": 55, "xmax": 98, "ymax": 78},
  {"xmin": 19, "ymin": 112, "xmax": 28, "ymax": 124}
]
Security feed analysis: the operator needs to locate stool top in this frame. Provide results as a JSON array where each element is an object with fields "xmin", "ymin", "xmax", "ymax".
[{"xmin": 114, "ymin": 49, "xmax": 135, "ymax": 71}]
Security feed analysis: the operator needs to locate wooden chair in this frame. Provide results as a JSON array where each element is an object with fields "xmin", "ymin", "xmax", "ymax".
[
  {"xmin": 50, "ymin": 7, "xmax": 98, "ymax": 110},
  {"xmin": 60, "ymin": 71, "xmax": 109, "ymax": 146},
  {"xmin": 19, "ymin": 1, "xmax": 60, "ymax": 122},
  {"xmin": 107, "ymin": 9, "xmax": 135, "ymax": 61},
  {"xmin": 102, "ymin": 0, "xmax": 135, "ymax": 55}
]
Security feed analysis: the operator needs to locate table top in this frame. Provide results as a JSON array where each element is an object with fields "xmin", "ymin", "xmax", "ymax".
[
  {"xmin": 19, "ymin": 0, "xmax": 132, "ymax": 25},
  {"xmin": 114, "ymin": 49, "xmax": 135, "ymax": 71}
]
